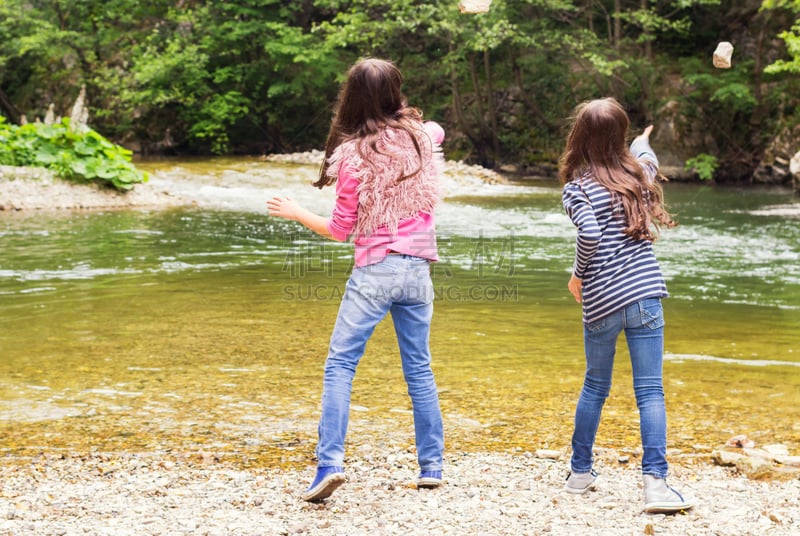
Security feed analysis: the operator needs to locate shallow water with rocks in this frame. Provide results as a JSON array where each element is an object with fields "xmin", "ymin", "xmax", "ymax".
[{"xmin": 1, "ymin": 159, "xmax": 799, "ymax": 534}]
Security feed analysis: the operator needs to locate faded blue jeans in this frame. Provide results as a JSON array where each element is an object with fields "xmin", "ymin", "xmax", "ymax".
[
  {"xmin": 570, "ymin": 298, "xmax": 669, "ymax": 478},
  {"xmin": 315, "ymin": 254, "xmax": 444, "ymax": 472}
]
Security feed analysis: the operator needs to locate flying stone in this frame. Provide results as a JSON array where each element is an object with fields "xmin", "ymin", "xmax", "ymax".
[
  {"xmin": 458, "ymin": 0, "xmax": 492, "ymax": 14},
  {"xmin": 713, "ymin": 42, "xmax": 734, "ymax": 69}
]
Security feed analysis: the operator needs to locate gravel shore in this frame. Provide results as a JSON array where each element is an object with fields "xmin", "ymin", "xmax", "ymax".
[
  {"xmin": 0, "ymin": 166, "xmax": 191, "ymax": 211},
  {"xmin": 0, "ymin": 159, "xmax": 510, "ymax": 212},
  {"xmin": 1, "ymin": 448, "xmax": 798, "ymax": 536}
]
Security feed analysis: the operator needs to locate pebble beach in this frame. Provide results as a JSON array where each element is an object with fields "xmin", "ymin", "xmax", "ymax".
[
  {"xmin": 2, "ymin": 165, "xmax": 799, "ymax": 535},
  {"xmin": 2, "ymin": 448, "xmax": 798, "ymax": 536},
  {"xmin": 0, "ymin": 166, "xmax": 191, "ymax": 211}
]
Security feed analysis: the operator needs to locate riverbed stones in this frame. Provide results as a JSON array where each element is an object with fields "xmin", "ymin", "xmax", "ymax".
[
  {"xmin": 0, "ymin": 165, "xmax": 188, "ymax": 210},
  {"xmin": 0, "ymin": 155, "xmax": 510, "ymax": 212},
  {"xmin": 0, "ymin": 449, "xmax": 798, "ymax": 535},
  {"xmin": 263, "ymin": 149, "xmax": 325, "ymax": 166},
  {"xmin": 712, "ymin": 436, "xmax": 800, "ymax": 480},
  {"xmin": 534, "ymin": 449, "xmax": 561, "ymax": 460}
]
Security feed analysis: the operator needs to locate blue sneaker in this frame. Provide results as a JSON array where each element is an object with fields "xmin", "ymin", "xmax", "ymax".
[
  {"xmin": 417, "ymin": 470, "xmax": 443, "ymax": 488},
  {"xmin": 302, "ymin": 466, "xmax": 345, "ymax": 502}
]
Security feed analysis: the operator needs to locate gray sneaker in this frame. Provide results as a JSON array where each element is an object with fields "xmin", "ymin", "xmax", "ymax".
[
  {"xmin": 564, "ymin": 470, "xmax": 597, "ymax": 494},
  {"xmin": 643, "ymin": 475, "xmax": 694, "ymax": 513}
]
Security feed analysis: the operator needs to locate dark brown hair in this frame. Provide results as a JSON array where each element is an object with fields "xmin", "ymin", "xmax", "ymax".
[
  {"xmin": 313, "ymin": 58, "xmax": 424, "ymax": 188},
  {"xmin": 558, "ymin": 98, "xmax": 675, "ymax": 241}
]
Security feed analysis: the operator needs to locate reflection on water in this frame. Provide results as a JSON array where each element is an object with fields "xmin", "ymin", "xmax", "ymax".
[{"xmin": 1, "ymin": 159, "xmax": 798, "ymax": 468}]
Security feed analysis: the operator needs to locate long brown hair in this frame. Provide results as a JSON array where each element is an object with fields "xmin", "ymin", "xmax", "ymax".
[
  {"xmin": 558, "ymin": 98, "xmax": 675, "ymax": 241},
  {"xmin": 313, "ymin": 58, "xmax": 425, "ymax": 188}
]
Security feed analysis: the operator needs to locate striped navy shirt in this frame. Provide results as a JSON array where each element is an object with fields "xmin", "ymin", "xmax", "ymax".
[{"xmin": 562, "ymin": 138, "xmax": 668, "ymax": 324}]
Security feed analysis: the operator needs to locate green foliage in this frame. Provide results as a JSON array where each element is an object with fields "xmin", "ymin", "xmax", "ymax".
[
  {"xmin": 686, "ymin": 70, "xmax": 757, "ymax": 113},
  {"xmin": 0, "ymin": 117, "xmax": 148, "ymax": 190},
  {"xmin": 0, "ymin": 0, "xmax": 797, "ymax": 179},
  {"xmin": 676, "ymin": 56, "xmax": 772, "ymax": 177},
  {"xmin": 110, "ymin": 1, "xmax": 344, "ymax": 154},
  {"xmin": 762, "ymin": 1, "xmax": 800, "ymax": 74},
  {"xmin": 685, "ymin": 153, "xmax": 719, "ymax": 181},
  {"xmin": 765, "ymin": 24, "xmax": 800, "ymax": 74},
  {"xmin": 710, "ymin": 82, "xmax": 757, "ymax": 110}
]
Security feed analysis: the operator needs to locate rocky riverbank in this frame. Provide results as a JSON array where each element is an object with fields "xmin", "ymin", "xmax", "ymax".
[
  {"xmin": 1, "ymin": 447, "xmax": 798, "ymax": 536},
  {"xmin": 0, "ymin": 157, "xmax": 513, "ymax": 212},
  {"xmin": 0, "ymin": 165, "xmax": 191, "ymax": 211}
]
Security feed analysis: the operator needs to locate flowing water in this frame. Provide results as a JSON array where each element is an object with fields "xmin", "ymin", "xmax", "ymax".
[{"xmin": 1, "ymin": 157, "xmax": 798, "ymax": 468}]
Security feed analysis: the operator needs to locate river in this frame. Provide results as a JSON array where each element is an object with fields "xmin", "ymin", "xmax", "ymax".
[{"xmin": 1, "ymin": 157, "xmax": 798, "ymax": 467}]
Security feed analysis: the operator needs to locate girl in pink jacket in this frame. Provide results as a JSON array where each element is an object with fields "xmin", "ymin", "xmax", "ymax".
[{"xmin": 267, "ymin": 58, "xmax": 445, "ymax": 502}]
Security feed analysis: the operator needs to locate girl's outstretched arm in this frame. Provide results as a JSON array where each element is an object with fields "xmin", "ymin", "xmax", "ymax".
[
  {"xmin": 267, "ymin": 196, "xmax": 333, "ymax": 239},
  {"xmin": 637, "ymin": 125, "xmax": 653, "ymax": 141},
  {"xmin": 629, "ymin": 125, "xmax": 659, "ymax": 182}
]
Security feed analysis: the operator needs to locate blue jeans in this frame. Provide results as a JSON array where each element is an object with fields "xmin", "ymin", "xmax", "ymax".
[
  {"xmin": 316, "ymin": 254, "xmax": 444, "ymax": 472},
  {"xmin": 570, "ymin": 298, "xmax": 669, "ymax": 478}
]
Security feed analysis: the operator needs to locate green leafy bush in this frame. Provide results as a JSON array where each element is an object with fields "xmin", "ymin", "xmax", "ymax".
[
  {"xmin": 685, "ymin": 153, "xmax": 719, "ymax": 181},
  {"xmin": 0, "ymin": 117, "xmax": 147, "ymax": 191}
]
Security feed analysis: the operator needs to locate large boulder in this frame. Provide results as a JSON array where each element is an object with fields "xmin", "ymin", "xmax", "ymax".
[
  {"xmin": 790, "ymin": 150, "xmax": 800, "ymax": 192},
  {"xmin": 651, "ymin": 99, "xmax": 712, "ymax": 181},
  {"xmin": 753, "ymin": 124, "xmax": 800, "ymax": 185}
]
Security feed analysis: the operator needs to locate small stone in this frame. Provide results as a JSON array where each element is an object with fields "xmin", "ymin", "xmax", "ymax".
[
  {"xmin": 726, "ymin": 434, "xmax": 754, "ymax": 448},
  {"xmin": 458, "ymin": 0, "xmax": 492, "ymax": 14},
  {"xmin": 713, "ymin": 41, "xmax": 734, "ymax": 68},
  {"xmin": 534, "ymin": 449, "xmax": 561, "ymax": 460},
  {"xmin": 712, "ymin": 450, "xmax": 744, "ymax": 466},
  {"xmin": 762, "ymin": 444, "xmax": 789, "ymax": 457},
  {"xmin": 774, "ymin": 455, "xmax": 800, "ymax": 467},
  {"xmin": 289, "ymin": 521, "xmax": 310, "ymax": 533},
  {"xmin": 735, "ymin": 455, "xmax": 773, "ymax": 479}
]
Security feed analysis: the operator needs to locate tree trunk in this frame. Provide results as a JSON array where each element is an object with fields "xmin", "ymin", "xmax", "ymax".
[
  {"xmin": 449, "ymin": 44, "xmax": 483, "ymax": 161},
  {"xmin": 468, "ymin": 54, "xmax": 487, "ymax": 131},
  {"xmin": 641, "ymin": 0, "xmax": 652, "ymax": 60},
  {"xmin": 511, "ymin": 53, "xmax": 554, "ymax": 130},
  {"xmin": 467, "ymin": 54, "xmax": 491, "ymax": 164},
  {"xmin": 483, "ymin": 50, "xmax": 500, "ymax": 161}
]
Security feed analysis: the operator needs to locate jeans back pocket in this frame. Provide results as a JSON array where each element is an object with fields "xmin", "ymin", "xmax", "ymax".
[
  {"xmin": 639, "ymin": 299, "xmax": 665, "ymax": 330},
  {"xmin": 586, "ymin": 316, "xmax": 607, "ymax": 333}
]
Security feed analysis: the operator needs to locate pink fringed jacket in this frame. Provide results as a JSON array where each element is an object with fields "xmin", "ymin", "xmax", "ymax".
[{"xmin": 325, "ymin": 121, "xmax": 445, "ymax": 267}]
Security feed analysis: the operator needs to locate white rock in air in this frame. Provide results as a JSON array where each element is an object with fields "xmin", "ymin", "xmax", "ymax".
[
  {"xmin": 459, "ymin": 0, "xmax": 492, "ymax": 14},
  {"xmin": 713, "ymin": 41, "xmax": 734, "ymax": 68}
]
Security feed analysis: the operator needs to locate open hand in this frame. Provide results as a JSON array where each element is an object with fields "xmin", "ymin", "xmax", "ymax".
[{"xmin": 266, "ymin": 196, "xmax": 302, "ymax": 221}]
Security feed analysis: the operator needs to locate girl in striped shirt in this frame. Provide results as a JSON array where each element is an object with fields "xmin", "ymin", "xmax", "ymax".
[{"xmin": 559, "ymin": 98, "xmax": 693, "ymax": 513}]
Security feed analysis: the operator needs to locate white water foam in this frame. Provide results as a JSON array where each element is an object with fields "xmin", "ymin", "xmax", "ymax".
[
  {"xmin": 737, "ymin": 204, "xmax": 800, "ymax": 218},
  {"xmin": 0, "ymin": 266, "xmax": 139, "ymax": 281},
  {"xmin": 666, "ymin": 352, "xmax": 800, "ymax": 368},
  {"xmin": 146, "ymin": 162, "xmax": 565, "ymax": 238}
]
